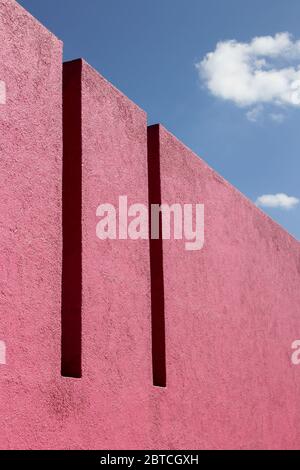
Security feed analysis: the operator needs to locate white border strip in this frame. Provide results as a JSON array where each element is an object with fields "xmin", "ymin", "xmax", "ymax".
[
  {"xmin": 0, "ymin": 81, "xmax": 6, "ymax": 104},
  {"xmin": 0, "ymin": 341, "xmax": 6, "ymax": 365}
]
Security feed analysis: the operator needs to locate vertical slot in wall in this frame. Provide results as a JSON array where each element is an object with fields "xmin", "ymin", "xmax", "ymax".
[
  {"xmin": 147, "ymin": 124, "xmax": 167, "ymax": 388},
  {"xmin": 61, "ymin": 60, "xmax": 83, "ymax": 378}
]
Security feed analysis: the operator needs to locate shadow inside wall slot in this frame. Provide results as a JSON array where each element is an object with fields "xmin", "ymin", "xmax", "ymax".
[
  {"xmin": 147, "ymin": 125, "xmax": 167, "ymax": 388},
  {"xmin": 61, "ymin": 60, "xmax": 83, "ymax": 378}
]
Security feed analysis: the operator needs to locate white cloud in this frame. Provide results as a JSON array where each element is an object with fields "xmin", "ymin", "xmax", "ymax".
[
  {"xmin": 246, "ymin": 105, "xmax": 263, "ymax": 122},
  {"xmin": 197, "ymin": 33, "xmax": 300, "ymax": 110},
  {"xmin": 246, "ymin": 107, "xmax": 286, "ymax": 123},
  {"xmin": 256, "ymin": 193, "xmax": 299, "ymax": 210},
  {"xmin": 269, "ymin": 112, "xmax": 286, "ymax": 123}
]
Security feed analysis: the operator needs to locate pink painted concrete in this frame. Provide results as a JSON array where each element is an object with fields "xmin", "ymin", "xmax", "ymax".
[
  {"xmin": 57, "ymin": 59, "xmax": 152, "ymax": 449},
  {"xmin": 0, "ymin": 0, "xmax": 62, "ymax": 448},
  {"xmin": 1, "ymin": 0, "xmax": 300, "ymax": 451},
  {"xmin": 147, "ymin": 124, "xmax": 300, "ymax": 450},
  {"xmin": 80, "ymin": 61, "xmax": 151, "ymax": 402}
]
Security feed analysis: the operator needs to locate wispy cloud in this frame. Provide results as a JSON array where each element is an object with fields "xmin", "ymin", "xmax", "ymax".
[
  {"xmin": 269, "ymin": 112, "xmax": 286, "ymax": 123},
  {"xmin": 197, "ymin": 33, "xmax": 300, "ymax": 122},
  {"xmin": 246, "ymin": 105, "xmax": 263, "ymax": 122},
  {"xmin": 256, "ymin": 193, "xmax": 299, "ymax": 210},
  {"xmin": 246, "ymin": 107, "xmax": 286, "ymax": 123}
]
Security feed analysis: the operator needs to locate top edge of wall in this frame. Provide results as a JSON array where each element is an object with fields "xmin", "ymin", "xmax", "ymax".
[
  {"xmin": 9, "ymin": 0, "xmax": 62, "ymax": 45},
  {"xmin": 153, "ymin": 123, "xmax": 300, "ymax": 247},
  {"xmin": 64, "ymin": 58, "xmax": 147, "ymax": 118}
]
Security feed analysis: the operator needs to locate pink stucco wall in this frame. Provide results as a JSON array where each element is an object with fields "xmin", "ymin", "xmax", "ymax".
[
  {"xmin": 0, "ymin": 0, "xmax": 300, "ymax": 450},
  {"xmin": 59, "ymin": 59, "xmax": 152, "ymax": 449},
  {"xmin": 147, "ymin": 124, "xmax": 300, "ymax": 449},
  {"xmin": 0, "ymin": 0, "xmax": 63, "ymax": 448}
]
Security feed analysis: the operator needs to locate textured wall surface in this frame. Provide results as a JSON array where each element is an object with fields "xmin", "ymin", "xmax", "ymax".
[
  {"xmin": 0, "ymin": 0, "xmax": 62, "ymax": 448},
  {"xmin": 147, "ymin": 124, "xmax": 300, "ymax": 450},
  {"xmin": 59, "ymin": 59, "xmax": 152, "ymax": 449},
  {"xmin": 1, "ymin": 0, "xmax": 300, "ymax": 450}
]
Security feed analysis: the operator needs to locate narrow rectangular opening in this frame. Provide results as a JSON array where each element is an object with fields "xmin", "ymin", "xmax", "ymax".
[
  {"xmin": 61, "ymin": 60, "xmax": 83, "ymax": 378},
  {"xmin": 147, "ymin": 124, "xmax": 167, "ymax": 388}
]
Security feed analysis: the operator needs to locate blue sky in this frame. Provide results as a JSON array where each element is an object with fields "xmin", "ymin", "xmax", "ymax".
[{"xmin": 19, "ymin": 0, "xmax": 300, "ymax": 239}]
